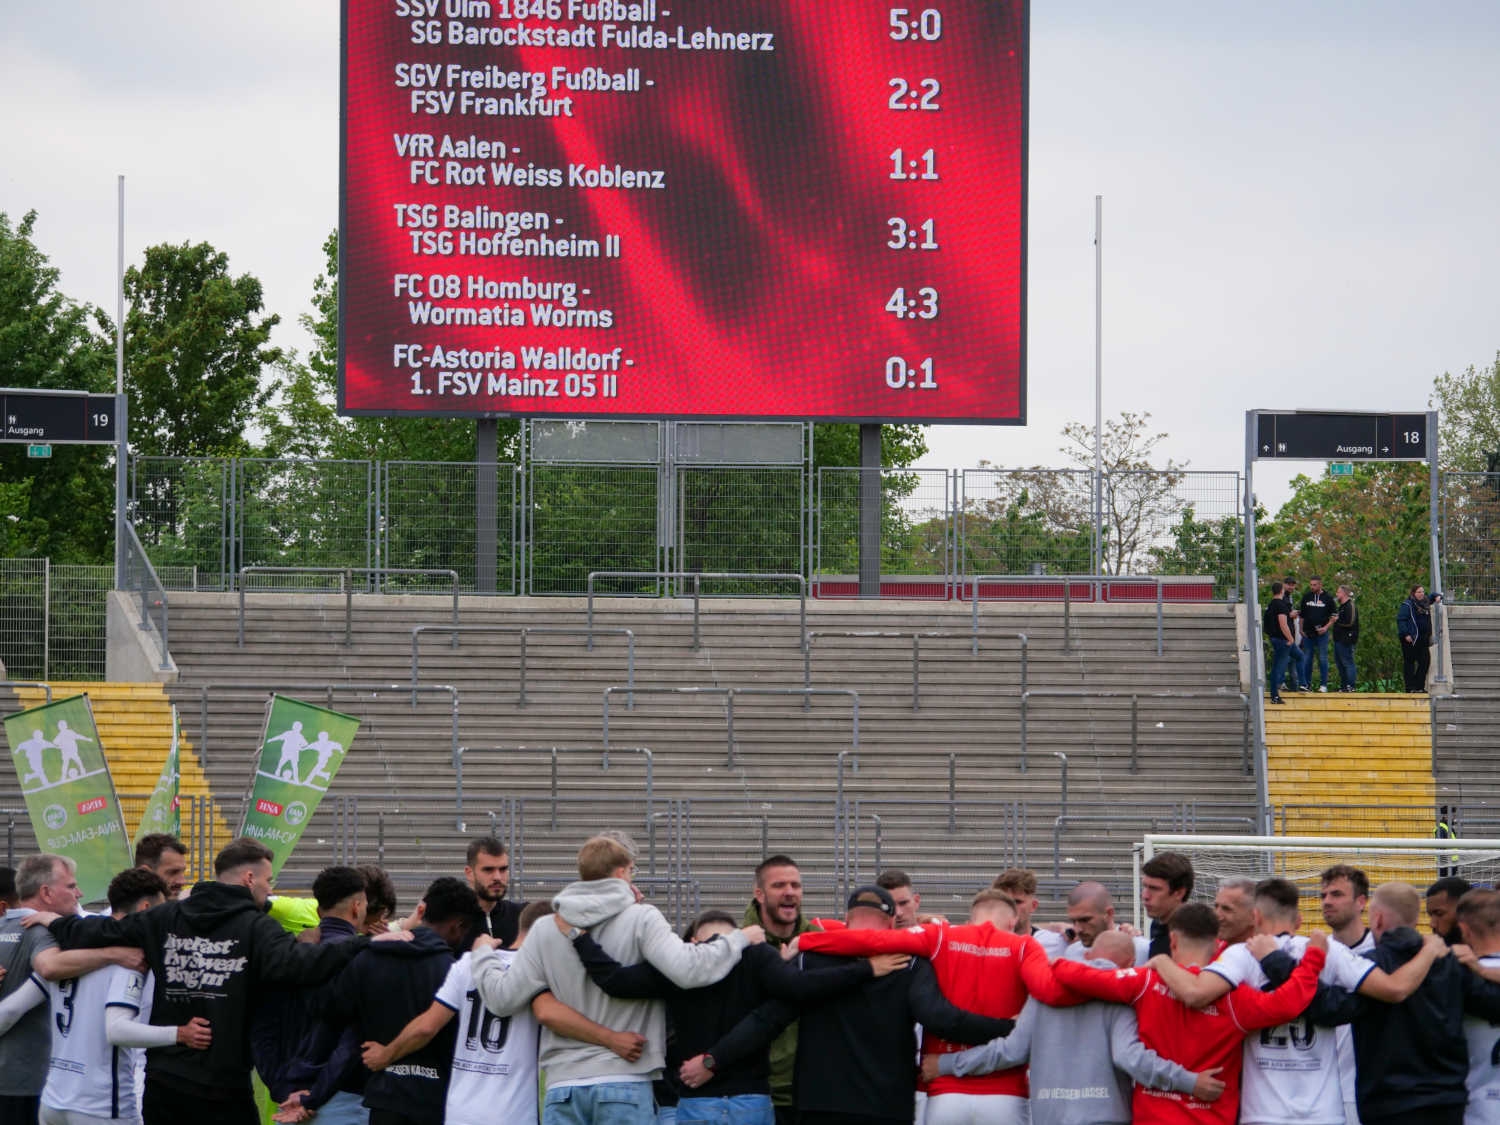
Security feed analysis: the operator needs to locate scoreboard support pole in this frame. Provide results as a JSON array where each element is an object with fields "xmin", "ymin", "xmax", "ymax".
[
  {"xmin": 859, "ymin": 423, "xmax": 881, "ymax": 598},
  {"xmin": 476, "ymin": 419, "xmax": 498, "ymax": 594}
]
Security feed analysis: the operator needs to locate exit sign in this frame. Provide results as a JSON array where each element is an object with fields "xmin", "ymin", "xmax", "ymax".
[
  {"xmin": 26, "ymin": 444, "xmax": 51, "ymax": 458},
  {"xmin": 1329, "ymin": 461, "xmax": 1354, "ymax": 477}
]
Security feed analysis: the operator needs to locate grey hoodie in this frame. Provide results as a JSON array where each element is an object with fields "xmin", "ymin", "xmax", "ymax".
[
  {"xmin": 937, "ymin": 959, "xmax": 1200, "ymax": 1125},
  {"xmin": 471, "ymin": 878, "xmax": 747, "ymax": 1083}
]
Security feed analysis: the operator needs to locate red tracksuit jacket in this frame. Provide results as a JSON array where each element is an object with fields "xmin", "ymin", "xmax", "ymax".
[{"xmin": 1050, "ymin": 945, "xmax": 1326, "ymax": 1125}]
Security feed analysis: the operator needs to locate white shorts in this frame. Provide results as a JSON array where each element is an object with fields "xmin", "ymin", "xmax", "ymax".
[{"xmin": 924, "ymin": 1092, "xmax": 1029, "ymax": 1125}]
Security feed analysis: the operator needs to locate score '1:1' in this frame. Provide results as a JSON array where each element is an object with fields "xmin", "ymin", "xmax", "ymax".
[{"xmin": 890, "ymin": 148, "xmax": 938, "ymax": 181}]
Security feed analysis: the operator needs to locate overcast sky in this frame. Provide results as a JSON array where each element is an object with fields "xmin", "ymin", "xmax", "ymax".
[{"xmin": 3, "ymin": 1, "xmax": 1497, "ymax": 512}]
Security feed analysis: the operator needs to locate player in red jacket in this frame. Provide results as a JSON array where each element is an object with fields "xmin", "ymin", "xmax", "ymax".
[
  {"xmin": 1049, "ymin": 901, "xmax": 1326, "ymax": 1125},
  {"xmin": 798, "ymin": 888, "xmax": 1076, "ymax": 1125}
]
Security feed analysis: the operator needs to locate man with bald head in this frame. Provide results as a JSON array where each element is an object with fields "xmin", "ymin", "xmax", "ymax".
[
  {"xmin": 1313, "ymin": 881, "xmax": 1500, "ymax": 1125},
  {"xmin": 924, "ymin": 928, "xmax": 1224, "ymax": 1125},
  {"xmin": 1064, "ymin": 882, "xmax": 1148, "ymax": 965}
]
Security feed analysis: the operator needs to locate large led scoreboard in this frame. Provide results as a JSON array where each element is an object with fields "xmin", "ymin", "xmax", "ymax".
[{"xmin": 340, "ymin": 0, "xmax": 1027, "ymax": 423}]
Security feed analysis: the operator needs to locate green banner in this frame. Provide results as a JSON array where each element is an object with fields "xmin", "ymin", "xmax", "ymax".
[
  {"xmin": 3, "ymin": 694, "xmax": 132, "ymax": 903},
  {"xmin": 238, "ymin": 695, "xmax": 359, "ymax": 878},
  {"xmin": 133, "ymin": 706, "xmax": 181, "ymax": 846}
]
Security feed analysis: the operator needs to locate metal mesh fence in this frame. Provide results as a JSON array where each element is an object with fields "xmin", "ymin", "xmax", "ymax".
[
  {"xmin": 1441, "ymin": 472, "xmax": 1500, "ymax": 603},
  {"xmin": 48, "ymin": 565, "xmax": 112, "ymax": 680},
  {"xmin": 130, "ymin": 457, "xmax": 230, "ymax": 589},
  {"xmin": 0, "ymin": 559, "xmax": 46, "ymax": 680},
  {"xmin": 383, "ymin": 461, "xmax": 517, "ymax": 593},
  {"xmin": 528, "ymin": 465, "xmax": 660, "ymax": 594},
  {"xmin": 816, "ymin": 468, "xmax": 951, "ymax": 595},
  {"xmin": 236, "ymin": 459, "xmax": 375, "ymax": 584},
  {"xmin": 1113, "ymin": 469, "xmax": 1243, "ymax": 597},
  {"xmin": 959, "ymin": 469, "xmax": 1093, "ymax": 576},
  {"xmin": 677, "ymin": 467, "xmax": 804, "ymax": 590}
]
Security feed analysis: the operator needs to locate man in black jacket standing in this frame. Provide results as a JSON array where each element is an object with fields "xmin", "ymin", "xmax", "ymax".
[
  {"xmin": 319, "ymin": 877, "xmax": 482, "ymax": 1125},
  {"xmin": 1311, "ymin": 880, "xmax": 1500, "ymax": 1125},
  {"xmin": 1298, "ymin": 576, "xmax": 1337, "ymax": 692},
  {"xmin": 29, "ymin": 838, "xmax": 395, "ymax": 1125},
  {"xmin": 1332, "ymin": 584, "xmax": 1359, "ymax": 691},
  {"xmin": 791, "ymin": 886, "xmax": 1015, "ymax": 1125}
]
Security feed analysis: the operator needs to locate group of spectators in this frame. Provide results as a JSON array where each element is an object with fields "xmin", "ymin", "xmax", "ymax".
[{"xmin": 2, "ymin": 834, "xmax": 1499, "ymax": 1125}]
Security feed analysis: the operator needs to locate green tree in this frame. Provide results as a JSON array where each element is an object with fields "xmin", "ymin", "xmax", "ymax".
[
  {"xmin": 1256, "ymin": 463, "xmax": 1429, "ymax": 688},
  {"xmin": 125, "ymin": 241, "xmax": 281, "ymax": 457},
  {"xmin": 1147, "ymin": 507, "xmax": 1247, "ymax": 598},
  {"xmin": 0, "ymin": 210, "xmax": 116, "ymax": 562},
  {"xmin": 1431, "ymin": 352, "xmax": 1500, "ymax": 472}
]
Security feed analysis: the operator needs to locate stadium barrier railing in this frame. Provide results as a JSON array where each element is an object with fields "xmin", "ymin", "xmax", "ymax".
[
  {"xmin": 121, "ymin": 522, "xmax": 172, "ymax": 671},
  {"xmin": 805, "ymin": 629, "xmax": 1029, "ymax": 708},
  {"xmin": 970, "ymin": 574, "xmax": 1167, "ymax": 656},
  {"xmin": 454, "ymin": 745, "xmax": 654, "ymax": 836},
  {"xmin": 586, "ymin": 570, "xmax": 808, "ymax": 652},
  {"xmin": 409, "ymin": 624, "xmax": 635, "ymax": 708},
  {"xmin": 1019, "ymin": 688, "xmax": 1252, "ymax": 775},
  {"xmin": 237, "ymin": 566, "xmax": 459, "ymax": 647}
]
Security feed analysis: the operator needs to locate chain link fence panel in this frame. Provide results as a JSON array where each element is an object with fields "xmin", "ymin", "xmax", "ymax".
[
  {"xmin": 235, "ymin": 460, "xmax": 375, "ymax": 586},
  {"xmin": 528, "ymin": 465, "xmax": 660, "ymax": 595},
  {"xmin": 816, "ymin": 468, "xmax": 951, "ymax": 597},
  {"xmin": 1441, "ymin": 472, "xmax": 1500, "ymax": 603},
  {"xmin": 48, "ymin": 565, "xmax": 112, "ymax": 680},
  {"xmin": 677, "ymin": 467, "xmax": 805, "ymax": 592},
  {"xmin": 383, "ymin": 461, "xmax": 517, "ymax": 593},
  {"xmin": 959, "ymin": 468, "xmax": 1094, "ymax": 576},
  {"xmin": 1112, "ymin": 469, "xmax": 1242, "ymax": 598},
  {"xmin": 0, "ymin": 559, "xmax": 46, "ymax": 680},
  {"xmin": 130, "ymin": 457, "xmax": 231, "ymax": 589}
]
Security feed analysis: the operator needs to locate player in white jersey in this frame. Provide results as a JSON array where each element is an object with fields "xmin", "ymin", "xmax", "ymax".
[
  {"xmin": 0, "ymin": 870, "xmax": 211, "ymax": 1125},
  {"xmin": 1321, "ymin": 864, "xmax": 1375, "ymax": 1125},
  {"xmin": 360, "ymin": 901, "xmax": 646, "ymax": 1125},
  {"xmin": 1456, "ymin": 888, "xmax": 1500, "ymax": 1125},
  {"xmin": 1150, "ymin": 877, "xmax": 1447, "ymax": 1125}
]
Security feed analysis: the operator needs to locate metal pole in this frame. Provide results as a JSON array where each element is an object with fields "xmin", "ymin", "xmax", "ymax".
[
  {"xmin": 519, "ymin": 630, "xmax": 528, "ymax": 706},
  {"xmin": 477, "ymin": 419, "xmax": 498, "ymax": 593},
  {"xmin": 912, "ymin": 635, "xmax": 920, "ymax": 712},
  {"xmin": 947, "ymin": 753, "xmax": 956, "ymax": 831},
  {"xmin": 859, "ymin": 426, "xmax": 882, "ymax": 598},
  {"xmin": 115, "ymin": 175, "xmax": 127, "ymax": 588},
  {"xmin": 1093, "ymin": 194, "xmax": 1104, "ymax": 577},
  {"xmin": 1429, "ymin": 410, "xmax": 1447, "ymax": 686},
  {"xmin": 1245, "ymin": 411, "xmax": 1271, "ymax": 834}
]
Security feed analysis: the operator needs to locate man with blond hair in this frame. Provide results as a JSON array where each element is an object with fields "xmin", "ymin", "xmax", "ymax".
[{"xmin": 471, "ymin": 833, "xmax": 763, "ymax": 1124}]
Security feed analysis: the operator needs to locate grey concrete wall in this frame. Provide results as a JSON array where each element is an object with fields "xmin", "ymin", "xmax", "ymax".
[{"xmin": 106, "ymin": 591, "xmax": 178, "ymax": 683}]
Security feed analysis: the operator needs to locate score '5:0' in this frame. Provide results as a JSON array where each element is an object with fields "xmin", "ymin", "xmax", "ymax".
[
  {"xmin": 890, "ymin": 8, "xmax": 943, "ymax": 41},
  {"xmin": 886, "ymin": 357, "xmax": 937, "ymax": 390}
]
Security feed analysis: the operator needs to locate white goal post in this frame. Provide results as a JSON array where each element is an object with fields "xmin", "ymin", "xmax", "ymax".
[{"xmin": 1130, "ymin": 834, "xmax": 1500, "ymax": 930}]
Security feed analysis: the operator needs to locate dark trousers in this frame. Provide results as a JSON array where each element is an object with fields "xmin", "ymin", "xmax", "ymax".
[
  {"xmin": 1268, "ymin": 638, "xmax": 1292, "ymax": 698},
  {"xmin": 1302, "ymin": 632, "xmax": 1330, "ymax": 687},
  {"xmin": 1401, "ymin": 639, "xmax": 1430, "ymax": 691},
  {"xmin": 0, "ymin": 1095, "xmax": 40, "ymax": 1125},
  {"xmin": 776, "ymin": 1110, "xmax": 798, "ymax": 1125},
  {"xmin": 1334, "ymin": 640, "xmax": 1357, "ymax": 690},
  {"xmin": 144, "ymin": 1075, "xmax": 260, "ymax": 1125},
  {"xmin": 1366, "ymin": 1107, "xmax": 1463, "ymax": 1125}
]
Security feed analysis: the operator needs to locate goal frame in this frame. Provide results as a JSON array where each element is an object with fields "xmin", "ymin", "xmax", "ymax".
[{"xmin": 1131, "ymin": 833, "xmax": 1500, "ymax": 930}]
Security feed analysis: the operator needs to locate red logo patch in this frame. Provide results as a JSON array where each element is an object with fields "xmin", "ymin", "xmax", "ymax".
[
  {"xmin": 76, "ymin": 797, "xmax": 107, "ymax": 815},
  {"xmin": 256, "ymin": 799, "xmax": 283, "ymax": 817}
]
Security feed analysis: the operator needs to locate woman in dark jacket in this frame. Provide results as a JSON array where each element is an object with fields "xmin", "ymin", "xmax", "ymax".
[{"xmin": 1396, "ymin": 584, "xmax": 1437, "ymax": 692}]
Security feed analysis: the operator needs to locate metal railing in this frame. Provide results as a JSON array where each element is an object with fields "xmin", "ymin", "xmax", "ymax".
[
  {"xmin": 602, "ymin": 686, "xmax": 858, "ymax": 767},
  {"xmin": 587, "ymin": 570, "xmax": 807, "ymax": 652},
  {"xmin": 0, "ymin": 682, "xmax": 54, "ymax": 704},
  {"xmin": 1053, "ymin": 805, "xmax": 1257, "ymax": 877},
  {"xmin": 453, "ymin": 745, "xmax": 654, "ymax": 835},
  {"xmin": 237, "ymin": 567, "xmax": 459, "ymax": 646},
  {"xmin": 122, "ymin": 522, "xmax": 172, "ymax": 670},
  {"xmin": 1019, "ymin": 689, "xmax": 1251, "ymax": 774},
  {"xmin": 971, "ymin": 574, "xmax": 1166, "ymax": 655},
  {"xmin": 180, "ymin": 681, "xmax": 459, "ymax": 769},
  {"xmin": 1428, "ymin": 693, "xmax": 1500, "ymax": 764},
  {"xmin": 410, "ymin": 625, "xmax": 635, "ymax": 707},
  {"xmin": 805, "ymin": 629, "xmax": 1028, "ymax": 709}
]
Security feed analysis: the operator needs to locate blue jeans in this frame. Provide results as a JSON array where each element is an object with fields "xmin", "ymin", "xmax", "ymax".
[
  {"xmin": 674, "ymin": 1095, "xmax": 774, "ymax": 1125},
  {"xmin": 1302, "ymin": 632, "xmax": 1329, "ymax": 687},
  {"xmin": 545, "ymin": 1081, "xmax": 656, "ymax": 1125},
  {"xmin": 1334, "ymin": 640, "xmax": 1356, "ymax": 690},
  {"xmin": 1269, "ymin": 638, "xmax": 1292, "ymax": 697},
  {"xmin": 315, "ymin": 1092, "xmax": 370, "ymax": 1125}
]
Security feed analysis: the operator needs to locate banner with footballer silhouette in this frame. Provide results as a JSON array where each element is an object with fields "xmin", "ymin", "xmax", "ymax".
[
  {"xmin": 4, "ymin": 694, "xmax": 131, "ymax": 903},
  {"xmin": 238, "ymin": 695, "xmax": 360, "ymax": 878}
]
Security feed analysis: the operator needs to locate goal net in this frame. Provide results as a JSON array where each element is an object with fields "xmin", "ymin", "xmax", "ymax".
[{"xmin": 1131, "ymin": 834, "xmax": 1500, "ymax": 928}]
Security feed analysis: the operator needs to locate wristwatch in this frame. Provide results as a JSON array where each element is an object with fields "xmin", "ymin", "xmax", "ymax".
[
  {"xmin": 565, "ymin": 925, "xmax": 584, "ymax": 941},
  {"xmin": 702, "ymin": 1053, "xmax": 717, "ymax": 1073}
]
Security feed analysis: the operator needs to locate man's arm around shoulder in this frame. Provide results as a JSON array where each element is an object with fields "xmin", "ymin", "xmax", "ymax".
[
  {"xmin": 634, "ymin": 904, "xmax": 749, "ymax": 988},
  {"xmin": 472, "ymin": 931, "xmax": 550, "ymax": 1017}
]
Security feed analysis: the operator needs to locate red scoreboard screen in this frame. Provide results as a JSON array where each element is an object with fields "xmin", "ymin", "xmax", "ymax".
[{"xmin": 340, "ymin": 0, "xmax": 1027, "ymax": 423}]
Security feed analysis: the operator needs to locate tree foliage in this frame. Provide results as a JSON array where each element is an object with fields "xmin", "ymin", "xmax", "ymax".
[
  {"xmin": 1431, "ymin": 352, "xmax": 1500, "ymax": 473},
  {"xmin": 1255, "ymin": 464, "xmax": 1430, "ymax": 688},
  {"xmin": 0, "ymin": 210, "xmax": 116, "ymax": 562},
  {"xmin": 124, "ymin": 241, "xmax": 281, "ymax": 457}
]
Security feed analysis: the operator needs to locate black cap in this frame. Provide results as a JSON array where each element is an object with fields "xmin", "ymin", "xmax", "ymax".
[{"xmin": 846, "ymin": 885, "xmax": 896, "ymax": 916}]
